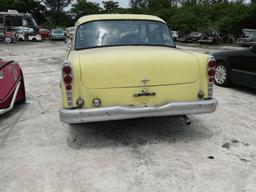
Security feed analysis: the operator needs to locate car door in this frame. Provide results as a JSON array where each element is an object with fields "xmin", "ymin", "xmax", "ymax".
[{"xmin": 228, "ymin": 49, "xmax": 256, "ymax": 88}]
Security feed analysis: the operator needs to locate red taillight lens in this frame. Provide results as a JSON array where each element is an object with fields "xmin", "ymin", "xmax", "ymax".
[
  {"xmin": 64, "ymin": 75, "xmax": 72, "ymax": 84},
  {"xmin": 63, "ymin": 65, "xmax": 72, "ymax": 74},
  {"xmin": 208, "ymin": 68, "xmax": 215, "ymax": 76},
  {"xmin": 66, "ymin": 85, "xmax": 72, "ymax": 90},
  {"xmin": 208, "ymin": 60, "xmax": 216, "ymax": 68},
  {"xmin": 208, "ymin": 58, "xmax": 216, "ymax": 77},
  {"xmin": 63, "ymin": 62, "xmax": 73, "ymax": 107},
  {"xmin": 208, "ymin": 57, "xmax": 216, "ymax": 99},
  {"xmin": 209, "ymin": 77, "xmax": 214, "ymax": 82}
]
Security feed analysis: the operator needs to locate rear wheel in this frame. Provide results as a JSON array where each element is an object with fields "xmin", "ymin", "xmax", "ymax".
[
  {"xmin": 19, "ymin": 70, "xmax": 26, "ymax": 103},
  {"xmin": 214, "ymin": 61, "xmax": 230, "ymax": 87},
  {"xmin": 4, "ymin": 37, "xmax": 12, "ymax": 44}
]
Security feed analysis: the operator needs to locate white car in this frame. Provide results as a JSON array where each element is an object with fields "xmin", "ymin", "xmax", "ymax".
[
  {"xmin": 28, "ymin": 34, "xmax": 42, "ymax": 42},
  {"xmin": 16, "ymin": 26, "xmax": 34, "ymax": 34},
  {"xmin": 171, "ymin": 31, "xmax": 180, "ymax": 40},
  {"xmin": 17, "ymin": 33, "xmax": 25, "ymax": 41}
]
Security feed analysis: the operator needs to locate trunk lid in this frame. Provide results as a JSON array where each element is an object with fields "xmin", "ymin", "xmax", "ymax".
[{"xmin": 78, "ymin": 46, "xmax": 199, "ymax": 89}]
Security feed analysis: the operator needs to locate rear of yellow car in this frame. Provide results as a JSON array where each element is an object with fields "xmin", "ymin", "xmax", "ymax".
[{"xmin": 60, "ymin": 14, "xmax": 217, "ymax": 124}]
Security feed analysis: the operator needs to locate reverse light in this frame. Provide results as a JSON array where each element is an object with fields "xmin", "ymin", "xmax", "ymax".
[
  {"xmin": 92, "ymin": 98, "xmax": 101, "ymax": 107},
  {"xmin": 197, "ymin": 90, "xmax": 205, "ymax": 99},
  {"xmin": 76, "ymin": 97, "xmax": 85, "ymax": 107}
]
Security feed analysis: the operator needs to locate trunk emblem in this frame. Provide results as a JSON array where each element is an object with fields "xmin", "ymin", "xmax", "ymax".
[
  {"xmin": 141, "ymin": 78, "xmax": 150, "ymax": 85},
  {"xmin": 134, "ymin": 88, "xmax": 156, "ymax": 97},
  {"xmin": 142, "ymin": 88, "xmax": 148, "ymax": 93}
]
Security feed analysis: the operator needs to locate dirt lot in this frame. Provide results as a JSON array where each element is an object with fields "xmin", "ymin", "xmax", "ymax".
[{"xmin": 0, "ymin": 42, "xmax": 256, "ymax": 192}]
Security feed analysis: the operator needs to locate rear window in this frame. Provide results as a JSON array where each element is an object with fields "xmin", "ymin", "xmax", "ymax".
[
  {"xmin": 53, "ymin": 29, "xmax": 64, "ymax": 34},
  {"xmin": 75, "ymin": 20, "xmax": 175, "ymax": 50}
]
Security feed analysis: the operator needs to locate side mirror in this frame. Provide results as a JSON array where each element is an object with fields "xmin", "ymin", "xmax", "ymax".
[{"xmin": 249, "ymin": 44, "xmax": 256, "ymax": 53}]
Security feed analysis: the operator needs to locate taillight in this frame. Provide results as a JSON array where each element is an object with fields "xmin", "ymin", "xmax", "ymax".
[
  {"xmin": 64, "ymin": 75, "xmax": 72, "ymax": 84},
  {"xmin": 63, "ymin": 65, "xmax": 72, "ymax": 74},
  {"xmin": 208, "ymin": 68, "xmax": 215, "ymax": 76},
  {"xmin": 208, "ymin": 57, "xmax": 216, "ymax": 98},
  {"xmin": 62, "ymin": 61, "xmax": 73, "ymax": 107},
  {"xmin": 66, "ymin": 85, "xmax": 72, "ymax": 90},
  {"xmin": 209, "ymin": 77, "xmax": 214, "ymax": 82},
  {"xmin": 62, "ymin": 63, "xmax": 72, "ymax": 85},
  {"xmin": 208, "ymin": 60, "xmax": 216, "ymax": 68}
]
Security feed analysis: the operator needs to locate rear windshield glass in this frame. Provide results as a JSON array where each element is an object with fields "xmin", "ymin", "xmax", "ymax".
[{"xmin": 75, "ymin": 20, "xmax": 175, "ymax": 49}]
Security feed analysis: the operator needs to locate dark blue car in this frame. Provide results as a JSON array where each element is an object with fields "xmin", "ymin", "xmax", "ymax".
[{"xmin": 211, "ymin": 45, "xmax": 256, "ymax": 89}]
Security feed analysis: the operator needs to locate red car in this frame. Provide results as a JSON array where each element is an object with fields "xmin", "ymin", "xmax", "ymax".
[
  {"xmin": 39, "ymin": 28, "xmax": 50, "ymax": 39},
  {"xmin": 0, "ymin": 59, "xmax": 26, "ymax": 115},
  {"xmin": 0, "ymin": 32, "xmax": 16, "ymax": 43}
]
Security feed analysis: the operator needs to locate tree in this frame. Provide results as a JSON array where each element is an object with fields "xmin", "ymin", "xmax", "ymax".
[
  {"xmin": 130, "ymin": 0, "xmax": 148, "ymax": 9},
  {"xmin": 148, "ymin": 0, "xmax": 173, "ymax": 9},
  {"xmin": 0, "ymin": 0, "xmax": 46, "ymax": 24},
  {"xmin": 102, "ymin": 1, "xmax": 119, "ymax": 12},
  {"xmin": 42, "ymin": 0, "xmax": 73, "ymax": 24},
  {"xmin": 71, "ymin": 0, "xmax": 101, "ymax": 20}
]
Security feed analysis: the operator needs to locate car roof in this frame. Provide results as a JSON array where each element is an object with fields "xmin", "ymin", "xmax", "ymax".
[
  {"xmin": 52, "ymin": 28, "xmax": 63, "ymax": 31},
  {"xmin": 76, "ymin": 14, "xmax": 166, "ymax": 26}
]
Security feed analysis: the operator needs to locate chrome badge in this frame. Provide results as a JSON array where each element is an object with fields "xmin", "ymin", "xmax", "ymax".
[{"xmin": 141, "ymin": 77, "xmax": 150, "ymax": 85}]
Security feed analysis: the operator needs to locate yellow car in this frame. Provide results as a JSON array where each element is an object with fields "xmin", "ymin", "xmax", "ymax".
[{"xmin": 60, "ymin": 14, "xmax": 218, "ymax": 124}]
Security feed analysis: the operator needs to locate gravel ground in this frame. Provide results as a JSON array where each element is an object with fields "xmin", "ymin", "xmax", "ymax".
[{"xmin": 0, "ymin": 41, "xmax": 255, "ymax": 192}]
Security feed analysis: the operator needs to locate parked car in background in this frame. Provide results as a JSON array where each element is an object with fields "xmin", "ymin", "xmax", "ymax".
[
  {"xmin": 16, "ymin": 32, "xmax": 42, "ymax": 42},
  {"xmin": 39, "ymin": 28, "xmax": 50, "ymax": 39},
  {"xmin": 0, "ymin": 31, "xmax": 16, "ymax": 43},
  {"xmin": 59, "ymin": 14, "xmax": 218, "ymax": 124},
  {"xmin": 17, "ymin": 32, "xmax": 25, "ymax": 41},
  {"xmin": 237, "ymin": 29, "xmax": 256, "ymax": 46},
  {"xmin": 16, "ymin": 26, "xmax": 34, "ymax": 35},
  {"xmin": 171, "ymin": 31, "xmax": 180, "ymax": 40},
  {"xmin": 28, "ymin": 34, "xmax": 42, "ymax": 42},
  {"xmin": 0, "ymin": 59, "xmax": 26, "ymax": 115},
  {"xmin": 211, "ymin": 45, "xmax": 256, "ymax": 88},
  {"xmin": 50, "ymin": 28, "xmax": 65, "ymax": 40},
  {"xmin": 198, "ymin": 33, "xmax": 222, "ymax": 44},
  {"xmin": 182, "ymin": 32, "xmax": 202, "ymax": 43}
]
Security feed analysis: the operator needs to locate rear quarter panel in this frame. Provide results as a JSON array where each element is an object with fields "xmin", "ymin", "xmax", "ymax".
[{"xmin": 0, "ymin": 61, "xmax": 23, "ymax": 109}]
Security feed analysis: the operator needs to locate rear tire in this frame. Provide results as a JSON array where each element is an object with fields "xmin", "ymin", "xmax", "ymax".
[
  {"xmin": 19, "ymin": 71, "xmax": 26, "ymax": 103},
  {"xmin": 4, "ymin": 37, "xmax": 12, "ymax": 44},
  {"xmin": 214, "ymin": 61, "xmax": 230, "ymax": 87}
]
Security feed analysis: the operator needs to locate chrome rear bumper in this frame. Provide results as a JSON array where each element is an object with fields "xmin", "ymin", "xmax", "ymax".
[{"xmin": 60, "ymin": 98, "xmax": 218, "ymax": 124}]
